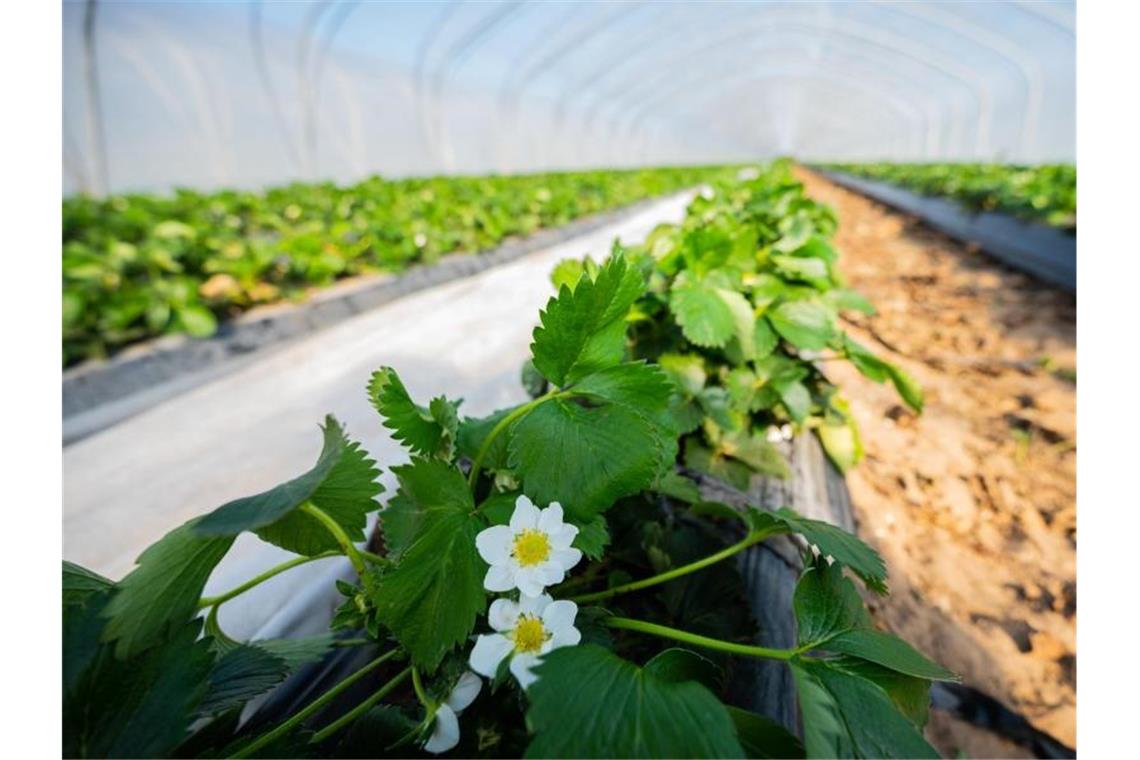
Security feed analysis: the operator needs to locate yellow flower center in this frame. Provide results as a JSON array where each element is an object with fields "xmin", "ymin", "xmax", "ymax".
[
  {"xmin": 512, "ymin": 529, "xmax": 551, "ymax": 567},
  {"xmin": 512, "ymin": 616, "xmax": 548, "ymax": 654}
]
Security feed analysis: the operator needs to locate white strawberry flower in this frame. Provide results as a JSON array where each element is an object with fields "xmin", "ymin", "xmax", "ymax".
[
  {"xmin": 468, "ymin": 593, "xmax": 581, "ymax": 690},
  {"xmin": 423, "ymin": 671, "xmax": 482, "ymax": 754},
  {"xmin": 475, "ymin": 495, "xmax": 583, "ymax": 597}
]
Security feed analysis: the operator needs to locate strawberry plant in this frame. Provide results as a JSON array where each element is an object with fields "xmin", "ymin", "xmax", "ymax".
[
  {"xmin": 824, "ymin": 162, "xmax": 1076, "ymax": 229},
  {"xmin": 63, "ymin": 167, "xmax": 732, "ymax": 366},
  {"xmin": 546, "ymin": 161, "xmax": 922, "ymax": 477},
  {"xmin": 63, "ymin": 173, "xmax": 953, "ymax": 758}
]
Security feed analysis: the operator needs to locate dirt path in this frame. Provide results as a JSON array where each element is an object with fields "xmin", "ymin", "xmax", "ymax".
[{"xmin": 797, "ymin": 168, "xmax": 1076, "ymax": 756}]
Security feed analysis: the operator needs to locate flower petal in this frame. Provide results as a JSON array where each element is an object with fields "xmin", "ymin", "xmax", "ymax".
[
  {"xmin": 446, "ymin": 671, "xmax": 483, "ymax": 713},
  {"xmin": 518, "ymin": 592, "xmax": 553, "ymax": 616},
  {"xmin": 514, "ymin": 567, "xmax": 546, "ymax": 598},
  {"xmin": 548, "ymin": 523, "xmax": 579, "ymax": 550},
  {"xmin": 540, "ymin": 599, "xmax": 578, "ymax": 633},
  {"xmin": 551, "ymin": 547, "xmax": 583, "ymax": 572},
  {"xmin": 509, "ymin": 652, "xmax": 543, "ymax": 690},
  {"xmin": 537, "ymin": 502, "xmax": 565, "ymax": 533},
  {"xmin": 548, "ymin": 624, "xmax": 582, "ymax": 651},
  {"xmin": 510, "ymin": 495, "xmax": 541, "ymax": 531},
  {"xmin": 475, "ymin": 525, "xmax": 513, "ymax": 565},
  {"xmin": 483, "ymin": 564, "xmax": 515, "ymax": 593},
  {"xmin": 488, "ymin": 598, "xmax": 520, "ymax": 633},
  {"xmin": 469, "ymin": 634, "xmax": 512, "ymax": 678},
  {"xmin": 423, "ymin": 704, "xmax": 460, "ymax": 754},
  {"xmin": 535, "ymin": 563, "xmax": 565, "ymax": 587}
]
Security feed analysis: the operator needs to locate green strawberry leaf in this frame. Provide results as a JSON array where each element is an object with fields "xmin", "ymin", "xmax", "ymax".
[
  {"xmin": 726, "ymin": 706, "xmax": 806, "ymax": 759},
  {"xmin": 775, "ymin": 508, "xmax": 888, "ymax": 594},
  {"xmin": 63, "ymin": 561, "xmax": 115, "ymax": 608},
  {"xmin": 372, "ymin": 459, "xmax": 483, "ymax": 670},
  {"xmin": 66, "ymin": 618, "xmax": 216, "ymax": 758},
  {"xmin": 198, "ymin": 644, "xmax": 290, "ymax": 718},
  {"xmin": 791, "ymin": 658, "xmax": 940, "ymax": 759},
  {"xmin": 101, "ymin": 522, "xmax": 234, "ymax": 659},
  {"xmin": 509, "ymin": 393, "xmax": 663, "ymax": 521},
  {"xmin": 526, "ymin": 644, "xmax": 743, "ymax": 758},
  {"xmin": 825, "ymin": 629, "xmax": 958, "ymax": 681},
  {"xmin": 886, "ymin": 364, "xmax": 924, "ymax": 413},
  {"xmin": 368, "ymin": 367, "xmax": 460, "ymax": 459},
  {"xmin": 793, "ymin": 561, "xmax": 871, "ymax": 646},
  {"xmin": 843, "ymin": 336, "xmax": 923, "ymax": 413},
  {"xmin": 572, "ymin": 515, "xmax": 610, "ymax": 559},
  {"xmin": 825, "ymin": 288, "xmax": 876, "ymax": 315},
  {"xmin": 829, "ymin": 656, "xmax": 933, "ymax": 729},
  {"xmin": 194, "ymin": 416, "xmax": 383, "ymax": 556},
  {"xmin": 643, "ymin": 647, "xmax": 723, "ymax": 691},
  {"xmin": 531, "ymin": 254, "xmax": 644, "ymax": 386},
  {"xmin": 767, "ymin": 300, "xmax": 836, "ymax": 350},
  {"xmin": 818, "ymin": 397, "xmax": 864, "ymax": 472},
  {"xmin": 669, "ymin": 271, "xmax": 754, "ymax": 351}
]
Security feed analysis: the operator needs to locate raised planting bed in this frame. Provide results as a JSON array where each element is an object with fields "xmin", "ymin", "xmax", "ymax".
[{"xmin": 815, "ymin": 168, "xmax": 1076, "ymax": 292}]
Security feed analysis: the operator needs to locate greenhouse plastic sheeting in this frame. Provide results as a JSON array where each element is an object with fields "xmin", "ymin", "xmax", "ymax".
[{"xmin": 63, "ymin": 0, "xmax": 1074, "ymax": 196}]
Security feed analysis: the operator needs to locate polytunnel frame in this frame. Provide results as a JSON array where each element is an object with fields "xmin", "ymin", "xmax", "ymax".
[
  {"xmin": 628, "ymin": 93, "xmax": 905, "ymax": 168},
  {"xmin": 879, "ymin": 1, "xmax": 1045, "ymax": 156},
  {"xmin": 604, "ymin": 39, "xmax": 948, "ymax": 160},
  {"xmin": 676, "ymin": 87, "xmax": 919, "ymax": 164},
  {"xmin": 478, "ymin": 0, "xmax": 735, "ymax": 173},
  {"xmin": 408, "ymin": 0, "xmax": 1048, "ymax": 167},
  {"xmin": 598, "ymin": 71, "xmax": 916, "ymax": 168},
  {"xmin": 415, "ymin": 0, "xmax": 581, "ymax": 173},
  {"xmin": 490, "ymin": 1, "xmax": 651, "ymax": 172},
  {"xmin": 660, "ymin": 72, "xmax": 925, "ymax": 160},
  {"xmin": 249, "ymin": 1, "xmax": 1043, "ymax": 176},
  {"xmin": 564, "ymin": 13, "xmax": 979, "ymax": 155},
  {"xmin": 421, "ymin": 0, "xmax": 527, "ymax": 171},
  {"xmin": 565, "ymin": 13, "xmax": 997, "ymax": 163},
  {"xmin": 608, "ymin": 21, "xmax": 1008, "ymax": 160},
  {"xmin": 71, "ymin": 0, "xmax": 1075, "ymax": 193}
]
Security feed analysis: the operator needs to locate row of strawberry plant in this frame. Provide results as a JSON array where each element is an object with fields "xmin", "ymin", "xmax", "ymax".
[
  {"xmin": 538, "ymin": 160, "xmax": 921, "ymax": 479},
  {"xmin": 823, "ymin": 161, "xmax": 1076, "ymax": 229},
  {"xmin": 63, "ymin": 165, "xmax": 732, "ymax": 366},
  {"xmin": 63, "ymin": 167, "xmax": 953, "ymax": 758}
]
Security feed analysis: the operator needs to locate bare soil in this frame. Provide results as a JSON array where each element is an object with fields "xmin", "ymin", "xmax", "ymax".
[{"xmin": 797, "ymin": 168, "xmax": 1076, "ymax": 756}]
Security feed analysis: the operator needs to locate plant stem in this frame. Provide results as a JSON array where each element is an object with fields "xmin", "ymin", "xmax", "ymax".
[
  {"xmin": 300, "ymin": 502, "xmax": 368, "ymax": 577},
  {"xmin": 605, "ymin": 617, "xmax": 798, "ymax": 661},
  {"xmin": 198, "ymin": 550, "xmax": 341, "ymax": 609},
  {"xmin": 309, "ymin": 666, "xmax": 413, "ymax": 745},
  {"xmin": 229, "ymin": 649, "xmax": 400, "ymax": 759},
  {"xmin": 411, "ymin": 667, "xmax": 433, "ymax": 709},
  {"xmin": 359, "ymin": 549, "xmax": 392, "ymax": 567},
  {"xmin": 570, "ymin": 530, "xmax": 771, "ymax": 604},
  {"xmin": 466, "ymin": 391, "xmax": 562, "ymax": 490}
]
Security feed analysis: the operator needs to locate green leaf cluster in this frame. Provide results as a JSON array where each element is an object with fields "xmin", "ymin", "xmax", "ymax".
[
  {"xmin": 789, "ymin": 562, "xmax": 957, "ymax": 758},
  {"xmin": 63, "ymin": 415, "xmax": 383, "ymax": 756},
  {"xmin": 546, "ymin": 159, "xmax": 923, "ymax": 477},
  {"xmin": 825, "ymin": 161, "xmax": 1077, "ymax": 229},
  {"xmin": 462, "ymin": 254, "xmax": 681, "ymax": 522},
  {"xmin": 63, "ymin": 166, "xmax": 735, "ymax": 366},
  {"xmin": 526, "ymin": 645, "xmax": 745, "ymax": 758}
]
